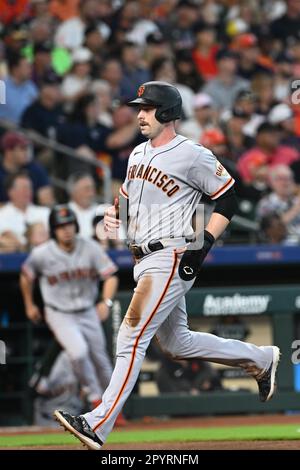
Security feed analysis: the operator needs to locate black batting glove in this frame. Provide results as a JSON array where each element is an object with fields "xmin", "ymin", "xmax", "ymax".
[{"xmin": 178, "ymin": 230, "xmax": 215, "ymax": 281}]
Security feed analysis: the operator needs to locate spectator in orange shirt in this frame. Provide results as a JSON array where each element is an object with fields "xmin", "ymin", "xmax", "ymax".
[
  {"xmin": 201, "ymin": 128, "xmax": 228, "ymax": 160},
  {"xmin": 0, "ymin": 0, "xmax": 30, "ymax": 25},
  {"xmin": 192, "ymin": 22, "xmax": 219, "ymax": 81},
  {"xmin": 49, "ymin": 0, "xmax": 80, "ymax": 22},
  {"xmin": 238, "ymin": 122, "xmax": 299, "ymax": 184}
]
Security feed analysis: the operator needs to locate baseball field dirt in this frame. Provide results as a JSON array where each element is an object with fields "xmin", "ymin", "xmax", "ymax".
[{"xmin": 1, "ymin": 414, "xmax": 300, "ymax": 450}]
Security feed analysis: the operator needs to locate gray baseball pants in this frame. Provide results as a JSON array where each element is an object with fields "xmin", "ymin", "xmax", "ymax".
[{"xmin": 84, "ymin": 248, "xmax": 274, "ymax": 442}]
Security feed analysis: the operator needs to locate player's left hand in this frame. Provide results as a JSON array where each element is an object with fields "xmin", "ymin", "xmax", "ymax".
[
  {"xmin": 178, "ymin": 248, "xmax": 206, "ymax": 281},
  {"xmin": 96, "ymin": 301, "xmax": 110, "ymax": 321},
  {"xmin": 178, "ymin": 230, "xmax": 215, "ymax": 281}
]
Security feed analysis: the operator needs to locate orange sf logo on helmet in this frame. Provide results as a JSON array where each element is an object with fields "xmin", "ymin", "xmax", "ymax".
[
  {"xmin": 59, "ymin": 208, "xmax": 68, "ymax": 217},
  {"xmin": 137, "ymin": 85, "xmax": 145, "ymax": 97}
]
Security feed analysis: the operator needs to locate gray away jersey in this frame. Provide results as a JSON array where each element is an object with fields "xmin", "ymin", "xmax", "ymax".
[
  {"xmin": 120, "ymin": 134, "xmax": 234, "ymax": 244},
  {"xmin": 22, "ymin": 238, "xmax": 118, "ymax": 311}
]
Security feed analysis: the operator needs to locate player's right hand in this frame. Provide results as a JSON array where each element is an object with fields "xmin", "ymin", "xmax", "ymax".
[
  {"xmin": 26, "ymin": 304, "xmax": 42, "ymax": 323},
  {"xmin": 104, "ymin": 198, "xmax": 122, "ymax": 235}
]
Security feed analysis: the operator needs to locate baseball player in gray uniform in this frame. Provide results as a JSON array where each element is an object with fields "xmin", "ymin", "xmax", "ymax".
[
  {"xmin": 20, "ymin": 205, "xmax": 118, "ymax": 408},
  {"xmin": 54, "ymin": 82, "xmax": 280, "ymax": 450}
]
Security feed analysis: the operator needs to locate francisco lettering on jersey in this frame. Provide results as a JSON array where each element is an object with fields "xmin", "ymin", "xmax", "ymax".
[
  {"xmin": 47, "ymin": 268, "xmax": 98, "ymax": 285},
  {"xmin": 128, "ymin": 164, "xmax": 180, "ymax": 197}
]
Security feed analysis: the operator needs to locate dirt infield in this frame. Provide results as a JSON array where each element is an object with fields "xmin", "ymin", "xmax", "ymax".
[
  {"xmin": 1, "ymin": 414, "xmax": 300, "ymax": 450},
  {"xmin": 1, "ymin": 440, "xmax": 300, "ymax": 450}
]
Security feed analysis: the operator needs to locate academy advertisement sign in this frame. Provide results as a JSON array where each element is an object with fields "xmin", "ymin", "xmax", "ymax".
[{"xmin": 203, "ymin": 293, "xmax": 272, "ymax": 316}]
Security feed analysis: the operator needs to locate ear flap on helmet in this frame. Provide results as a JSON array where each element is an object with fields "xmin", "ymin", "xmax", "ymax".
[{"xmin": 155, "ymin": 103, "xmax": 182, "ymax": 123}]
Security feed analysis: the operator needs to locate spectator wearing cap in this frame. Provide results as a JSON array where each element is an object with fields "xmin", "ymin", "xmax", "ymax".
[
  {"xmin": 222, "ymin": 90, "xmax": 264, "ymax": 140},
  {"xmin": 61, "ymin": 47, "xmax": 92, "ymax": 104},
  {"xmin": 119, "ymin": 42, "xmax": 151, "ymax": 100},
  {"xmin": 201, "ymin": 128, "xmax": 228, "ymax": 160},
  {"xmin": 2, "ymin": 24, "xmax": 30, "ymax": 59},
  {"xmin": 0, "ymin": 172, "xmax": 50, "ymax": 250},
  {"xmin": 256, "ymin": 165, "xmax": 300, "ymax": 240},
  {"xmin": 144, "ymin": 31, "xmax": 172, "ymax": 68},
  {"xmin": 273, "ymin": 52, "xmax": 295, "ymax": 101},
  {"xmin": 83, "ymin": 24, "xmax": 106, "ymax": 77},
  {"xmin": 192, "ymin": 22, "xmax": 219, "ymax": 81},
  {"xmin": 235, "ymin": 90, "xmax": 264, "ymax": 138},
  {"xmin": 21, "ymin": 78, "xmax": 65, "ymax": 140},
  {"xmin": 201, "ymin": 127, "xmax": 252, "ymax": 215},
  {"xmin": 271, "ymin": 0, "xmax": 300, "ymax": 46},
  {"xmin": 54, "ymin": 0, "xmax": 110, "ymax": 51},
  {"xmin": 0, "ymin": 131, "xmax": 54, "ymax": 207},
  {"xmin": 268, "ymin": 103, "xmax": 300, "ymax": 152},
  {"xmin": 237, "ymin": 122, "xmax": 299, "ymax": 185},
  {"xmin": 179, "ymin": 93, "xmax": 215, "ymax": 141},
  {"xmin": 163, "ymin": 0, "xmax": 199, "ymax": 51},
  {"xmin": 32, "ymin": 42, "xmax": 57, "ymax": 87},
  {"xmin": 233, "ymin": 33, "xmax": 273, "ymax": 81},
  {"xmin": 202, "ymin": 48, "xmax": 249, "ymax": 112},
  {"xmin": 175, "ymin": 50, "xmax": 203, "ymax": 93},
  {"xmin": 0, "ymin": 53, "xmax": 38, "ymax": 124}
]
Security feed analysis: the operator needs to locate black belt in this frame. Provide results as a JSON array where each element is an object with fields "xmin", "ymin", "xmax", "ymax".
[
  {"xmin": 128, "ymin": 240, "xmax": 164, "ymax": 259},
  {"xmin": 45, "ymin": 304, "xmax": 92, "ymax": 314},
  {"xmin": 128, "ymin": 237, "xmax": 194, "ymax": 260}
]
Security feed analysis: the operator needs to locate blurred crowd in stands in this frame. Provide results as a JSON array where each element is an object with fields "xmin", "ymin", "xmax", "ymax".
[{"xmin": 1, "ymin": 0, "xmax": 300, "ymax": 249}]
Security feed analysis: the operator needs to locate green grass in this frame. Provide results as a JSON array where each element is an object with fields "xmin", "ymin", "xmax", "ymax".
[{"xmin": 0, "ymin": 424, "xmax": 300, "ymax": 448}]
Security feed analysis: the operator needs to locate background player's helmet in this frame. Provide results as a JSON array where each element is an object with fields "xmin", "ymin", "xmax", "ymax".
[
  {"xmin": 127, "ymin": 81, "xmax": 182, "ymax": 123},
  {"xmin": 49, "ymin": 204, "xmax": 79, "ymax": 238}
]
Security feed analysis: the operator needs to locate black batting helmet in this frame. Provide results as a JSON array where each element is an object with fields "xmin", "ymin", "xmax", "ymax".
[
  {"xmin": 49, "ymin": 204, "xmax": 79, "ymax": 239},
  {"xmin": 127, "ymin": 81, "xmax": 182, "ymax": 123}
]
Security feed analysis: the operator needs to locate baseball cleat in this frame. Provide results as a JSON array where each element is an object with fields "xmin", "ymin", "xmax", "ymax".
[
  {"xmin": 256, "ymin": 346, "xmax": 281, "ymax": 402},
  {"xmin": 54, "ymin": 410, "xmax": 103, "ymax": 450}
]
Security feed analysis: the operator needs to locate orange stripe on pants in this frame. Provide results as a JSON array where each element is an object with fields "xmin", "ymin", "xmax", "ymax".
[{"xmin": 93, "ymin": 251, "xmax": 178, "ymax": 432}]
